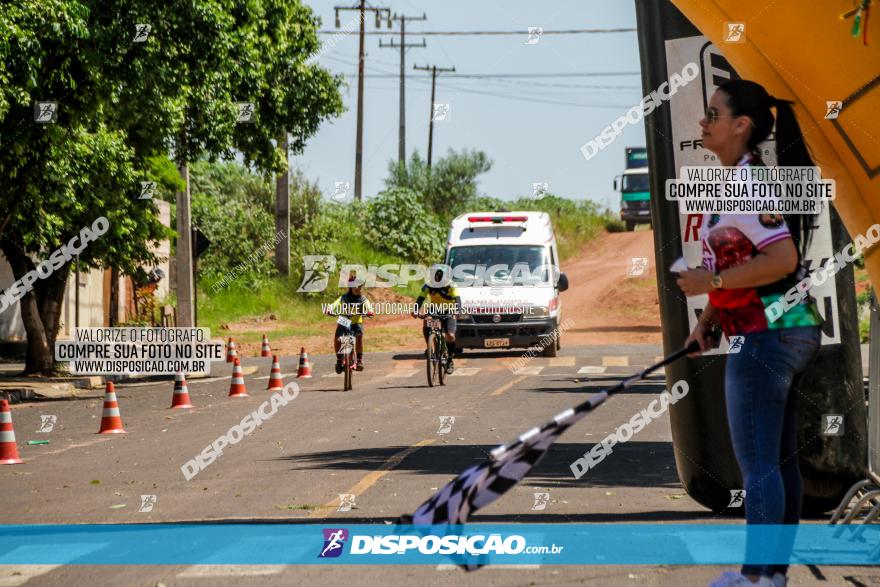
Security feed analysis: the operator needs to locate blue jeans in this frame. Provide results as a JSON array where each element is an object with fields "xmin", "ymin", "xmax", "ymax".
[{"xmin": 724, "ymin": 326, "xmax": 821, "ymax": 577}]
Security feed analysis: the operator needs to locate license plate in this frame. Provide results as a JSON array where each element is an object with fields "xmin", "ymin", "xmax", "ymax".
[
  {"xmin": 337, "ymin": 316, "xmax": 352, "ymax": 328},
  {"xmin": 639, "ymin": 210, "xmax": 650, "ymax": 215},
  {"xmin": 484, "ymin": 338, "xmax": 510, "ymax": 348}
]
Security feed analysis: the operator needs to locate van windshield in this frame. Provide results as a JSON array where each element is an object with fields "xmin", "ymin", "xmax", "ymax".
[{"xmin": 447, "ymin": 245, "xmax": 551, "ymax": 286}]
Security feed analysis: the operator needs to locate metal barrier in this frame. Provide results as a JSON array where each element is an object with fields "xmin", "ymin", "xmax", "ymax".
[
  {"xmin": 870, "ymin": 294, "xmax": 879, "ymax": 482},
  {"xmin": 831, "ymin": 294, "xmax": 880, "ymax": 525}
]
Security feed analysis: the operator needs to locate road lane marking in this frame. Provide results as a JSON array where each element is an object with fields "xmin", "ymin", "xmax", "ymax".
[
  {"xmin": 578, "ymin": 366, "xmax": 606, "ymax": 374},
  {"xmin": 388, "ymin": 371, "xmax": 417, "ymax": 378},
  {"xmin": 177, "ymin": 565, "xmax": 285, "ymax": 578},
  {"xmin": 513, "ymin": 366, "xmax": 543, "ymax": 376},
  {"xmin": 186, "ymin": 376, "xmax": 229, "ymax": 385},
  {"xmin": 491, "ymin": 375, "xmax": 528, "ymax": 397},
  {"xmin": 182, "ymin": 365, "xmax": 257, "ymax": 385},
  {"xmin": 308, "ymin": 439, "xmax": 436, "ymax": 518},
  {"xmin": 602, "ymin": 356, "xmax": 629, "ymax": 367},
  {"xmin": 548, "ymin": 356, "xmax": 576, "ymax": 367},
  {"xmin": 26, "ymin": 437, "xmax": 111, "ymax": 461},
  {"xmin": 448, "ymin": 367, "xmax": 480, "ymax": 376}
]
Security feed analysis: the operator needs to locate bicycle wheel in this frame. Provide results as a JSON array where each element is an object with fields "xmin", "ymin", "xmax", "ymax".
[
  {"xmin": 438, "ymin": 339, "xmax": 447, "ymax": 386},
  {"xmin": 343, "ymin": 348, "xmax": 352, "ymax": 391},
  {"xmin": 426, "ymin": 335, "xmax": 436, "ymax": 387}
]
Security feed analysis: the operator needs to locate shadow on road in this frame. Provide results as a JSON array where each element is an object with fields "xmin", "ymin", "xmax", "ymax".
[
  {"xmin": 567, "ymin": 325, "xmax": 662, "ymax": 334},
  {"xmin": 530, "ymin": 381, "xmax": 668, "ymax": 395},
  {"xmin": 279, "ymin": 440, "xmax": 681, "ymax": 489},
  {"xmin": 392, "ymin": 350, "xmax": 537, "ymax": 361},
  {"xmin": 129, "ymin": 509, "xmax": 720, "ymax": 525}
]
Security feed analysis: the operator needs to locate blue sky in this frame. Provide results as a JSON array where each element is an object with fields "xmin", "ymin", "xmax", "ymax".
[{"xmin": 298, "ymin": 0, "xmax": 647, "ymax": 208}]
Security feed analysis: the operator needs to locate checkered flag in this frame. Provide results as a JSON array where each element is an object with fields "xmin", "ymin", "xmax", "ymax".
[
  {"xmin": 408, "ymin": 417, "xmax": 578, "ymax": 525},
  {"xmin": 401, "ymin": 342, "xmax": 696, "ymax": 527}
]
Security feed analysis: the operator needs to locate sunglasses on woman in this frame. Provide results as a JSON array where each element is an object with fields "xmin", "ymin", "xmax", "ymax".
[
  {"xmin": 705, "ymin": 107, "xmax": 755, "ymax": 126},
  {"xmin": 705, "ymin": 107, "xmax": 735, "ymax": 123}
]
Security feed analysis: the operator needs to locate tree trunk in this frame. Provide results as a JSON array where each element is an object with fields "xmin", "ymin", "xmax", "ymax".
[
  {"xmin": 108, "ymin": 268, "xmax": 118, "ymax": 327},
  {"xmin": 0, "ymin": 240, "xmax": 54, "ymax": 374},
  {"xmin": 37, "ymin": 263, "xmax": 69, "ymax": 353}
]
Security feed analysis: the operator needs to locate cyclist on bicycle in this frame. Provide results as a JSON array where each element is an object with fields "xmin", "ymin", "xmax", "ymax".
[
  {"xmin": 325, "ymin": 277, "xmax": 373, "ymax": 373},
  {"xmin": 412, "ymin": 264, "xmax": 461, "ymax": 373}
]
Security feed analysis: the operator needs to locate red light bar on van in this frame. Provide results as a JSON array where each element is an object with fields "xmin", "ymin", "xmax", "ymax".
[{"xmin": 467, "ymin": 215, "xmax": 529, "ymax": 223}]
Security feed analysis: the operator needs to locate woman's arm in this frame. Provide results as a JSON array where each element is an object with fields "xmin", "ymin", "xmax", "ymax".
[
  {"xmin": 685, "ymin": 302, "xmax": 720, "ymax": 355},
  {"xmin": 697, "ymin": 302, "xmax": 719, "ymax": 328},
  {"xmin": 677, "ymin": 239, "xmax": 798, "ymax": 296},
  {"xmin": 719, "ymin": 239, "xmax": 798, "ymax": 288}
]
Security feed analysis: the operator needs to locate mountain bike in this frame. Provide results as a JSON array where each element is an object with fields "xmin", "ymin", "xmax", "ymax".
[
  {"xmin": 418, "ymin": 313, "xmax": 451, "ymax": 387},
  {"xmin": 328, "ymin": 313, "xmax": 370, "ymax": 391},
  {"xmin": 335, "ymin": 316, "xmax": 356, "ymax": 390}
]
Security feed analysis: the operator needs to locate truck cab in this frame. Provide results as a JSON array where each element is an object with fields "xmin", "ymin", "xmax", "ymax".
[{"xmin": 614, "ymin": 147, "xmax": 652, "ymax": 231}]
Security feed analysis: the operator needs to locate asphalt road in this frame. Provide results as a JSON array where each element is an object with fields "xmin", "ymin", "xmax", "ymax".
[{"xmin": 2, "ymin": 345, "xmax": 878, "ymax": 586}]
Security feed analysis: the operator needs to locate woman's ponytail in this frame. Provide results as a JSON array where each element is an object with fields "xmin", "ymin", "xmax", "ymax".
[
  {"xmin": 718, "ymin": 80, "xmax": 818, "ymax": 261},
  {"xmin": 771, "ymin": 98, "xmax": 814, "ymax": 168}
]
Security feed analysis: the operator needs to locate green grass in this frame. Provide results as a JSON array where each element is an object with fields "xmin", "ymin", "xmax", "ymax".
[
  {"xmin": 198, "ymin": 277, "xmax": 325, "ymax": 334},
  {"xmin": 197, "ymin": 197, "xmax": 611, "ymax": 329},
  {"xmin": 274, "ymin": 503, "xmax": 320, "ymax": 511},
  {"xmin": 505, "ymin": 196, "xmax": 612, "ymax": 261},
  {"xmin": 325, "ymin": 232, "xmax": 424, "ymax": 299}
]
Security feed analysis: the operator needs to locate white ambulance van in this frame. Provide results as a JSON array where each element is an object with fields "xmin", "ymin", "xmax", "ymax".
[{"xmin": 444, "ymin": 212, "xmax": 569, "ymax": 356}]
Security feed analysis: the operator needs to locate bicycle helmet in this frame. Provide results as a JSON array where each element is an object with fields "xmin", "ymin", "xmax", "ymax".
[{"xmin": 426, "ymin": 263, "xmax": 452, "ymax": 288}]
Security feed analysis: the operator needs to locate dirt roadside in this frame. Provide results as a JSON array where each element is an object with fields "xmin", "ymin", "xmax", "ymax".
[
  {"xmin": 227, "ymin": 229, "xmax": 662, "ymax": 358},
  {"xmin": 560, "ymin": 228, "xmax": 661, "ymax": 346}
]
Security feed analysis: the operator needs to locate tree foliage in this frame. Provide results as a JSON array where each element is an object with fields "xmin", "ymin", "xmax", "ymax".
[
  {"xmin": 366, "ymin": 188, "xmax": 445, "ymax": 264},
  {"xmin": 385, "ymin": 149, "xmax": 493, "ymax": 220},
  {"xmin": 0, "ymin": 0, "xmax": 343, "ymax": 373}
]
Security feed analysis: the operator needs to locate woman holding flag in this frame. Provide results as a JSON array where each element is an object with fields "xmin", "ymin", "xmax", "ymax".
[{"xmin": 676, "ymin": 79, "xmax": 823, "ymax": 587}]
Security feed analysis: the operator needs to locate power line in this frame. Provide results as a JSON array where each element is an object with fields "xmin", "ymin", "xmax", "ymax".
[
  {"xmin": 318, "ymin": 28, "xmax": 636, "ymax": 35},
  {"xmin": 360, "ymin": 78, "xmax": 630, "ymax": 109},
  {"xmin": 321, "ymin": 55, "xmax": 641, "ymax": 79},
  {"xmin": 352, "ymin": 74, "xmax": 639, "ymax": 84},
  {"xmin": 325, "ymin": 55, "xmax": 637, "ymax": 108},
  {"xmin": 428, "ymin": 81, "xmax": 629, "ymax": 109},
  {"xmin": 440, "ymin": 72, "xmax": 640, "ymax": 78}
]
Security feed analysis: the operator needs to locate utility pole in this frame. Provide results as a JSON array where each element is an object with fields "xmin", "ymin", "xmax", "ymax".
[
  {"xmin": 379, "ymin": 13, "xmax": 426, "ymax": 167},
  {"xmin": 414, "ymin": 63, "xmax": 455, "ymax": 168},
  {"xmin": 275, "ymin": 131, "xmax": 289, "ymax": 276},
  {"xmin": 335, "ymin": 2, "xmax": 392, "ymax": 201},
  {"xmin": 175, "ymin": 164, "xmax": 194, "ymax": 327}
]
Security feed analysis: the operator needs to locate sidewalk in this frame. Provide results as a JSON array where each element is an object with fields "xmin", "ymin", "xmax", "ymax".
[{"xmin": 0, "ymin": 361, "xmax": 261, "ymax": 402}]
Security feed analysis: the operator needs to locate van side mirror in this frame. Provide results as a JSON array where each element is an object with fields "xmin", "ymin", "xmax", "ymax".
[
  {"xmin": 613, "ymin": 176, "xmax": 620, "ymax": 191},
  {"xmin": 556, "ymin": 272, "xmax": 569, "ymax": 292}
]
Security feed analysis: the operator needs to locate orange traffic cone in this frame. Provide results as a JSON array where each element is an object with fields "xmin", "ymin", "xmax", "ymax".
[
  {"xmin": 226, "ymin": 337, "xmax": 238, "ymax": 363},
  {"xmin": 0, "ymin": 400, "xmax": 23, "ymax": 465},
  {"xmin": 170, "ymin": 372, "xmax": 193, "ymax": 409},
  {"xmin": 260, "ymin": 335, "xmax": 271, "ymax": 357},
  {"xmin": 267, "ymin": 355, "xmax": 284, "ymax": 390},
  {"xmin": 228, "ymin": 358, "xmax": 248, "ymax": 397},
  {"xmin": 296, "ymin": 347, "xmax": 313, "ymax": 378},
  {"xmin": 98, "ymin": 381, "xmax": 126, "ymax": 434}
]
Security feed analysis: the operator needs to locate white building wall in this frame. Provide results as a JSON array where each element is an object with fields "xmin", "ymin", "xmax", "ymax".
[{"xmin": 1, "ymin": 199, "xmax": 172, "ymax": 342}]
